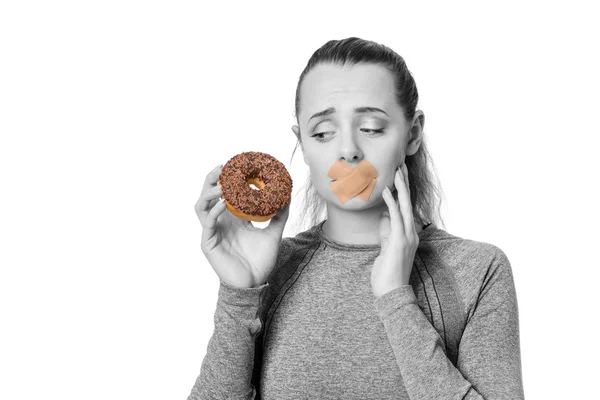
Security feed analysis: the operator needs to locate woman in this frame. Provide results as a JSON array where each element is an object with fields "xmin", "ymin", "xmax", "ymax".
[{"xmin": 189, "ymin": 37, "xmax": 524, "ymax": 399}]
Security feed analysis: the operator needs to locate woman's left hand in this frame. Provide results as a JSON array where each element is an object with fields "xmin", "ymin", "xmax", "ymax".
[{"xmin": 372, "ymin": 162, "xmax": 420, "ymax": 299}]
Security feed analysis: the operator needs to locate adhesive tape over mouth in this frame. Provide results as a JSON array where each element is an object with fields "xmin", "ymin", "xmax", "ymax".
[{"xmin": 328, "ymin": 159, "xmax": 378, "ymax": 204}]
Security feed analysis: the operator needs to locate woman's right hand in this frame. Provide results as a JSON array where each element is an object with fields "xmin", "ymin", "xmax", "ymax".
[{"xmin": 194, "ymin": 164, "xmax": 291, "ymax": 289}]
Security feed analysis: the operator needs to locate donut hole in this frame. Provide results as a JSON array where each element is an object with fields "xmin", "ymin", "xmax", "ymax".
[{"xmin": 247, "ymin": 177, "xmax": 265, "ymax": 191}]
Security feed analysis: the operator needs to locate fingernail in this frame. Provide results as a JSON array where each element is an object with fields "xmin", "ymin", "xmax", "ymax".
[
  {"xmin": 382, "ymin": 211, "xmax": 389, "ymax": 217},
  {"xmin": 213, "ymin": 164, "xmax": 223, "ymax": 171}
]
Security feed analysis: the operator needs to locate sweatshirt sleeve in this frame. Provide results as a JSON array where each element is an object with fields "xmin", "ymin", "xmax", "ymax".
[
  {"xmin": 187, "ymin": 279, "xmax": 268, "ymax": 400},
  {"xmin": 373, "ymin": 251, "xmax": 525, "ymax": 400}
]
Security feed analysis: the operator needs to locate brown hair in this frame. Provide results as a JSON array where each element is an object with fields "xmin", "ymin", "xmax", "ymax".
[{"xmin": 289, "ymin": 37, "xmax": 446, "ymax": 234}]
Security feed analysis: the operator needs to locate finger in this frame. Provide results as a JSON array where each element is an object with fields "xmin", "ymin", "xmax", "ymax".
[
  {"xmin": 197, "ymin": 183, "xmax": 223, "ymax": 210},
  {"xmin": 378, "ymin": 210, "xmax": 391, "ymax": 247},
  {"xmin": 402, "ymin": 163, "xmax": 411, "ymax": 197},
  {"xmin": 393, "ymin": 168, "xmax": 409, "ymax": 235},
  {"xmin": 195, "ymin": 165, "xmax": 223, "ymax": 217},
  {"xmin": 195, "ymin": 185, "xmax": 223, "ymax": 226},
  {"xmin": 382, "ymin": 186, "xmax": 404, "ymax": 234},
  {"xmin": 201, "ymin": 197, "xmax": 227, "ymax": 251},
  {"xmin": 400, "ymin": 163, "xmax": 416, "ymax": 235},
  {"xmin": 201, "ymin": 164, "xmax": 223, "ymax": 196},
  {"xmin": 265, "ymin": 198, "xmax": 291, "ymax": 238}
]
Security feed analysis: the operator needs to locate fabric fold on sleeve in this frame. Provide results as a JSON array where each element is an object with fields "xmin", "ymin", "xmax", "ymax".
[{"xmin": 187, "ymin": 280, "xmax": 269, "ymax": 400}]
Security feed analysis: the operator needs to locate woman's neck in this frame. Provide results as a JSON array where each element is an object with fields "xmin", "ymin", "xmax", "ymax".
[{"xmin": 322, "ymin": 200, "xmax": 423, "ymax": 246}]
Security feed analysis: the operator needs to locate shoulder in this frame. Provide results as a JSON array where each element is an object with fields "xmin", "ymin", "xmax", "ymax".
[
  {"xmin": 420, "ymin": 227, "xmax": 516, "ymax": 308},
  {"xmin": 265, "ymin": 224, "xmax": 322, "ymax": 284},
  {"xmin": 278, "ymin": 224, "xmax": 323, "ymax": 260},
  {"xmin": 422, "ymin": 226, "xmax": 512, "ymax": 274}
]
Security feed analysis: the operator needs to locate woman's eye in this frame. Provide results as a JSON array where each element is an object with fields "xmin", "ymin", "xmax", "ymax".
[
  {"xmin": 311, "ymin": 132, "xmax": 332, "ymax": 142},
  {"xmin": 361, "ymin": 128, "xmax": 385, "ymax": 134},
  {"xmin": 311, "ymin": 128, "xmax": 384, "ymax": 142}
]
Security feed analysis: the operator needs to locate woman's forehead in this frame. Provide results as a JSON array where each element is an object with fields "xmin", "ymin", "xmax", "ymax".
[{"xmin": 300, "ymin": 63, "xmax": 396, "ymax": 118}]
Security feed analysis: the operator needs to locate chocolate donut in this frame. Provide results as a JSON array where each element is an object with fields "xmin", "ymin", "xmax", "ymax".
[{"xmin": 218, "ymin": 151, "xmax": 293, "ymax": 222}]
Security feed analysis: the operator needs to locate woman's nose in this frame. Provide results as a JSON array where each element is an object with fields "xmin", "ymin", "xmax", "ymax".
[{"xmin": 338, "ymin": 132, "xmax": 363, "ymax": 163}]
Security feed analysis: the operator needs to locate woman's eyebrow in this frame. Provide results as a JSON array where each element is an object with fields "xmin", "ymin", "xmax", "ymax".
[{"xmin": 308, "ymin": 106, "xmax": 388, "ymax": 123}]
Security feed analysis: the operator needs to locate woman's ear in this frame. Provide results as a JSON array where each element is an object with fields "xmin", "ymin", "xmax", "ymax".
[
  {"xmin": 292, "ymin": 125, "xmax": 301, "ymax": 142},
  {"xmin": 291, "ymin": 125, "xmax": 309, "ymax": 165},
  {"xmin": 406, "ymin": 111, "xmax": 424, "ymax": 156}
]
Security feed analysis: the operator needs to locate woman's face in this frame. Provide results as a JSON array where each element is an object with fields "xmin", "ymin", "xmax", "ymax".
[{"xmin": 293, "ymin": 62, "xmax": 423, "ymax": 210}]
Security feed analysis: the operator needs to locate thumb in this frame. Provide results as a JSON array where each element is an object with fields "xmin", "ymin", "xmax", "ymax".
[
  {"xmin": 379, "ymin": 211, "xmax": 391, "ymax": 247},
  {"xmin": 265, "ymin": 198, "xmax": 291, "ymax": 238}
]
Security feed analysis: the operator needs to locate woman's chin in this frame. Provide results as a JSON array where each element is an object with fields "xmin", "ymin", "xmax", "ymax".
[{"xmin": 329, "ymin": 195, "xmax": 376, "ymax": 209}]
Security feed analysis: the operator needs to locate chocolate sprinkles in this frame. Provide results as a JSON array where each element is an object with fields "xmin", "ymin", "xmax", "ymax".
[{"xmin": 218, "ymin": 151, "xmax": 293, "ymax": 216}]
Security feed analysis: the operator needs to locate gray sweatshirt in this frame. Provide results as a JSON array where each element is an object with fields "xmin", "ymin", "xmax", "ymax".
[{"xmin": 187, "ymin": 221, "xmax": 525, "ymax": 399}]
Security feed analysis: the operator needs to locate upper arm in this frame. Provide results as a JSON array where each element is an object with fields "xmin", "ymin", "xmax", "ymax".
[{"xmin": 457, "ymin": 249, "xmax": 525, "ymax": 399}]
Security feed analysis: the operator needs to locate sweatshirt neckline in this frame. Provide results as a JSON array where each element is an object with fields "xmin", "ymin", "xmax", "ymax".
[{"xmin": 315, "ymin": 219, "xmax": 438, "ymax": 251}]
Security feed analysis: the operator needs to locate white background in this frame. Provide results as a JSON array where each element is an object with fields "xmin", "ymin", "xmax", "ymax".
[{"xmin": 1, "ymin": 1, "xmax": 598, "ymax": 399}]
